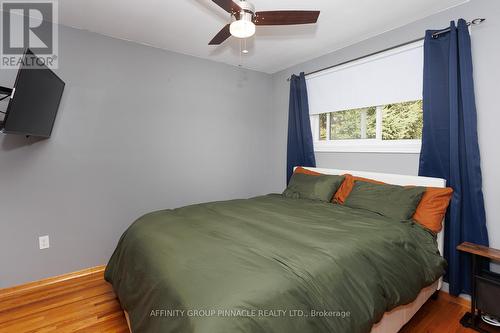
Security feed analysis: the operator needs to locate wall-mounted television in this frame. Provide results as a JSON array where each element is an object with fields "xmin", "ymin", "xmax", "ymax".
[{"xmin": 1, "ymin": 49, "xmax": 65, "ymax": 138}]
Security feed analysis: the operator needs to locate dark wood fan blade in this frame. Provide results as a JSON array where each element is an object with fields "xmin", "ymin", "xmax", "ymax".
[
  {"xmin": 212, "ymin": 0, "xmax": 241, "ymax": 14},
  {"xmin": 209, "ymin": 24, "xmax": 231, "ymax": 45},
  {"xmin": 254, "ymin": 11, "xmax": 320, "ymax": 25}
]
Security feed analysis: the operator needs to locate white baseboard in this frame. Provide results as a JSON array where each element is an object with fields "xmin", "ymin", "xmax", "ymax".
[{"xmin": 440, "ymin": 282, "xmax": 471, "ymax": 301}]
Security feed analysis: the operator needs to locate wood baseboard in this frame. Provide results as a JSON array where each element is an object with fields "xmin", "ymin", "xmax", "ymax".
[
  {"xmin": 0, "ymin": 266, "xmax": 477, "ymax": 333},
  {"xmin": 0, "ymin": 265, "xmax": 470, "ymax": 330},
  {"xmin": 0, "ymin": 265, "xmax": 106, "ymax": 298},
  {"xmin": 1, "ymin": 267, "xmax": 470, "ymax": 309}
]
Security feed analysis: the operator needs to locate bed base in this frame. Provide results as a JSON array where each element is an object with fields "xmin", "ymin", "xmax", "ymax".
[
  {"xmin": 123, "ymin": 168, "xmax": 446, "ymax": 333},
  {"xmin": 123, "ymin": 279, "xmax": 440, "ymax": 333},
  {"xmin": 371, "ymin": 279, "xmax": 440, "ymax": 332}
]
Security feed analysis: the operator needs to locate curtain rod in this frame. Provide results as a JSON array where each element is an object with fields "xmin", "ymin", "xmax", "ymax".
[{"xmin": 287, "ymin": 18, "xmax": 486, "ymax": 82}]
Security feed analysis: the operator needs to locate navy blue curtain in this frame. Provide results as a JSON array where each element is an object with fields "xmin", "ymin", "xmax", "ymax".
[
  {"xmin": 419, "ymin": 19, "xmax": 488, "ymax": 296},
  {"xmin": 287, "ymin": 73, "xmax": 316, "ymax": 183}
]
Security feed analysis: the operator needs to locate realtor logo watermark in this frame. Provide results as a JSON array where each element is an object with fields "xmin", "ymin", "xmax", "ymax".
[{"xmin": 1, "ymin": 0, "xmax": 58, "ymax": 68}]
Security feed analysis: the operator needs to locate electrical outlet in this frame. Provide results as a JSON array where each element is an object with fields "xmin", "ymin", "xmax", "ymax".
[{"xmin": 39, "ymin": 235, "xmax": 50, "ymax": 250}]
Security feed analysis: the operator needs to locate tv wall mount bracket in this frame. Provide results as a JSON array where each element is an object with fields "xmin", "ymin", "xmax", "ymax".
[
  {"xmin": 0, "ymin": 86, "xmax": 13, "ymax": 129},
  {"xmin": 0, "ymin": 86, "xmax": 13, "ymax": 99}
]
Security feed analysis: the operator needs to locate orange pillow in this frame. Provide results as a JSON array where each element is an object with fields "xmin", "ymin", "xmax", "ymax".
[
  {"xmin": 334, "ymin": 174, "xmax": 453, "ymax": 233},
  {"xmin": 333, "ymin": 174, "xmax": 384, "ymax": 204},
  {"xmin": 294, "ymin": 166, "xmax": 323, "ymax": 176},
  {"xmin": 413, "ymin": 187, "xmax": 453, "ymax": 233}
]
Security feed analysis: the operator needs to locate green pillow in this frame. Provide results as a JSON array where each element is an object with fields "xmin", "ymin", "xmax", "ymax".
[
  {"xmin": 344, "ymin": 181, "xmax": 426, "ymax": 220},
  {"xmin": 283, "ymin": 173, "xmax": 345, "ymax": 202}
]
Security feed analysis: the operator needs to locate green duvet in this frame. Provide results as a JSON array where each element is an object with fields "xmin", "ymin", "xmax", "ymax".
[{"xmin": 105, "ymin": 194, "xmax": 446, "ymax": 333}]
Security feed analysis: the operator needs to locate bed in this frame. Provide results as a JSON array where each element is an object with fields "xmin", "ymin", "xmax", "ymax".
[{"xmin": 105, "ymin": 168, "xmax": 447, "ymax": 333}]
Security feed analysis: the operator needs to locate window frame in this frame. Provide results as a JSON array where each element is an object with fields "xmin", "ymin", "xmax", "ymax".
[{"xmin": 310, "ymin": 105, "xmax": 422, "ymax": 154}]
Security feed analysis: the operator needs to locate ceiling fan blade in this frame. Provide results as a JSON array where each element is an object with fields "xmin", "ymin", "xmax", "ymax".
[
  {"xmin": 212, "ymin": 0, "xmax": 241, "ymax": 14},
  {"xmin": 254, "ymin": 11, "xmax": 320, "ymax": 26},
  {"xmin": 209, "ymin": 24, "xmax": 232, "ymax": 45}
]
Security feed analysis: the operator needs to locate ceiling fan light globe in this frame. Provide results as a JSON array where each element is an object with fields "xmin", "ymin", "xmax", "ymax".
[{"xmin": 230, "ymin": 20, "xmax": 255, "ymax": 39}]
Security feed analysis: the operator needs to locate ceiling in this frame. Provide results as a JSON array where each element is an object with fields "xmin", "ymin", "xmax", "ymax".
[{"xmin": 59, "ymin": 0, "xmax": 468, "ymax": 74}]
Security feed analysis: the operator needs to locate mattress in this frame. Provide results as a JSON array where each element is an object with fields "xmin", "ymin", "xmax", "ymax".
[{"xmin": 105, "ymin": 194, "xmax": 445, "ymax": 333}]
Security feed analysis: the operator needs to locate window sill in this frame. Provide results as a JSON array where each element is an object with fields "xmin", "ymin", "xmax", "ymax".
[{"xmin": 313, "ymin": 140, "xmax": 421, "ymax": 154}]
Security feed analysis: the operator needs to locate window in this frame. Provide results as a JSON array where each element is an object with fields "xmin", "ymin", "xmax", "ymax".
[
  {"xmin": 320, "ymin": 107, "xmax": 377, "ymax": 140},
  {"xmin": 307, "ymin": 41, "xmax": 424, "ymax": 153}
]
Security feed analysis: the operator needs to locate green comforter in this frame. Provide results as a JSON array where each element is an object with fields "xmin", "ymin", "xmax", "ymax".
[{"xmin": 105, "ymin": 194, "xmax": 446, "ymax": 333}]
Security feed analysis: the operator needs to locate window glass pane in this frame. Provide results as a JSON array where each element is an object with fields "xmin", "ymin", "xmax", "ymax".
[
  {"xmin": 330, "ymin": 107, "xmax": 376, "ymax": 140},
  {"xmin": 319, "ymin": 113, "xmax": 327, "ymax": 140},
  {"xmin": 382, "ymin": 100, "xmax": 423, "ymax": 140}
]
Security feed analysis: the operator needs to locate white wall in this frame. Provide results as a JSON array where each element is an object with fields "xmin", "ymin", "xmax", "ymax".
[
  {"xmin": 0, "ymin": 24, "xmax": 278, "ymax": 288},
  {"xmin": 271, "ymin": 0, "xmax": 500, "ymax": 261}
]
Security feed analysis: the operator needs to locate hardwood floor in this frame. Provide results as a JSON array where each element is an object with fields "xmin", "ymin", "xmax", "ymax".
[
  {"xmin": 1, "ymin": 268, "xmax": 500, "ymax": 333},
  {"xmin": 0, "ymin": 267, "xmax": 128, "ymax": 333},
  {"xmin": 400, "ymin": 292, "xmax": 500, "ymax": 333}
]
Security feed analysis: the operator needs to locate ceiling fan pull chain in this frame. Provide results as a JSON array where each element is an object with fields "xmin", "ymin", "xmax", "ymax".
[
  {"xmin": 239, "ymin": 39, "xmax": 242, "ymax": 66},
  {"xmin": 242, "ymin": 38, "xmax": 249, "ymax": 54}
]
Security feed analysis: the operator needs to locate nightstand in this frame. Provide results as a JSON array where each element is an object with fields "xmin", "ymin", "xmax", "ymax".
[{"xmin": 457, "ymin": 242, "xmax": 500, "ymax": 332}]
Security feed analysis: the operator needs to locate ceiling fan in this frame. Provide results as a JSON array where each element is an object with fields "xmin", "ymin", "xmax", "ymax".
[{"xmin": 209, "ymin": 0, "xmax": 320, "ymax": 45}]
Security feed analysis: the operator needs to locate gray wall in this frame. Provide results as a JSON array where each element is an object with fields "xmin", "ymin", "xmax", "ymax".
[
  {"xmin": 0, "ymin": 25, "xmax": 277, "ymax": 288},
  {"xmin": 2, "ymin": 0, "xmax": 499, "ymax": 289},
  {"xmin": 271, "ymin": 0, "xmax": 500, "ymax": 253}
]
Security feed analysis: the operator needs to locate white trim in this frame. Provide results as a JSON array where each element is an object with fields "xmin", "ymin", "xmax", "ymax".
[
  {"xmin": 310, "ymin": 115, "xmax": 319, "ymax": 141},
  {"xmin": 313, "ymin": 139, "xmax": 421, "ymax": 154},
  {"xmin": 375, "ymin": 106, "xmax": 383, "ymax": 140}
]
